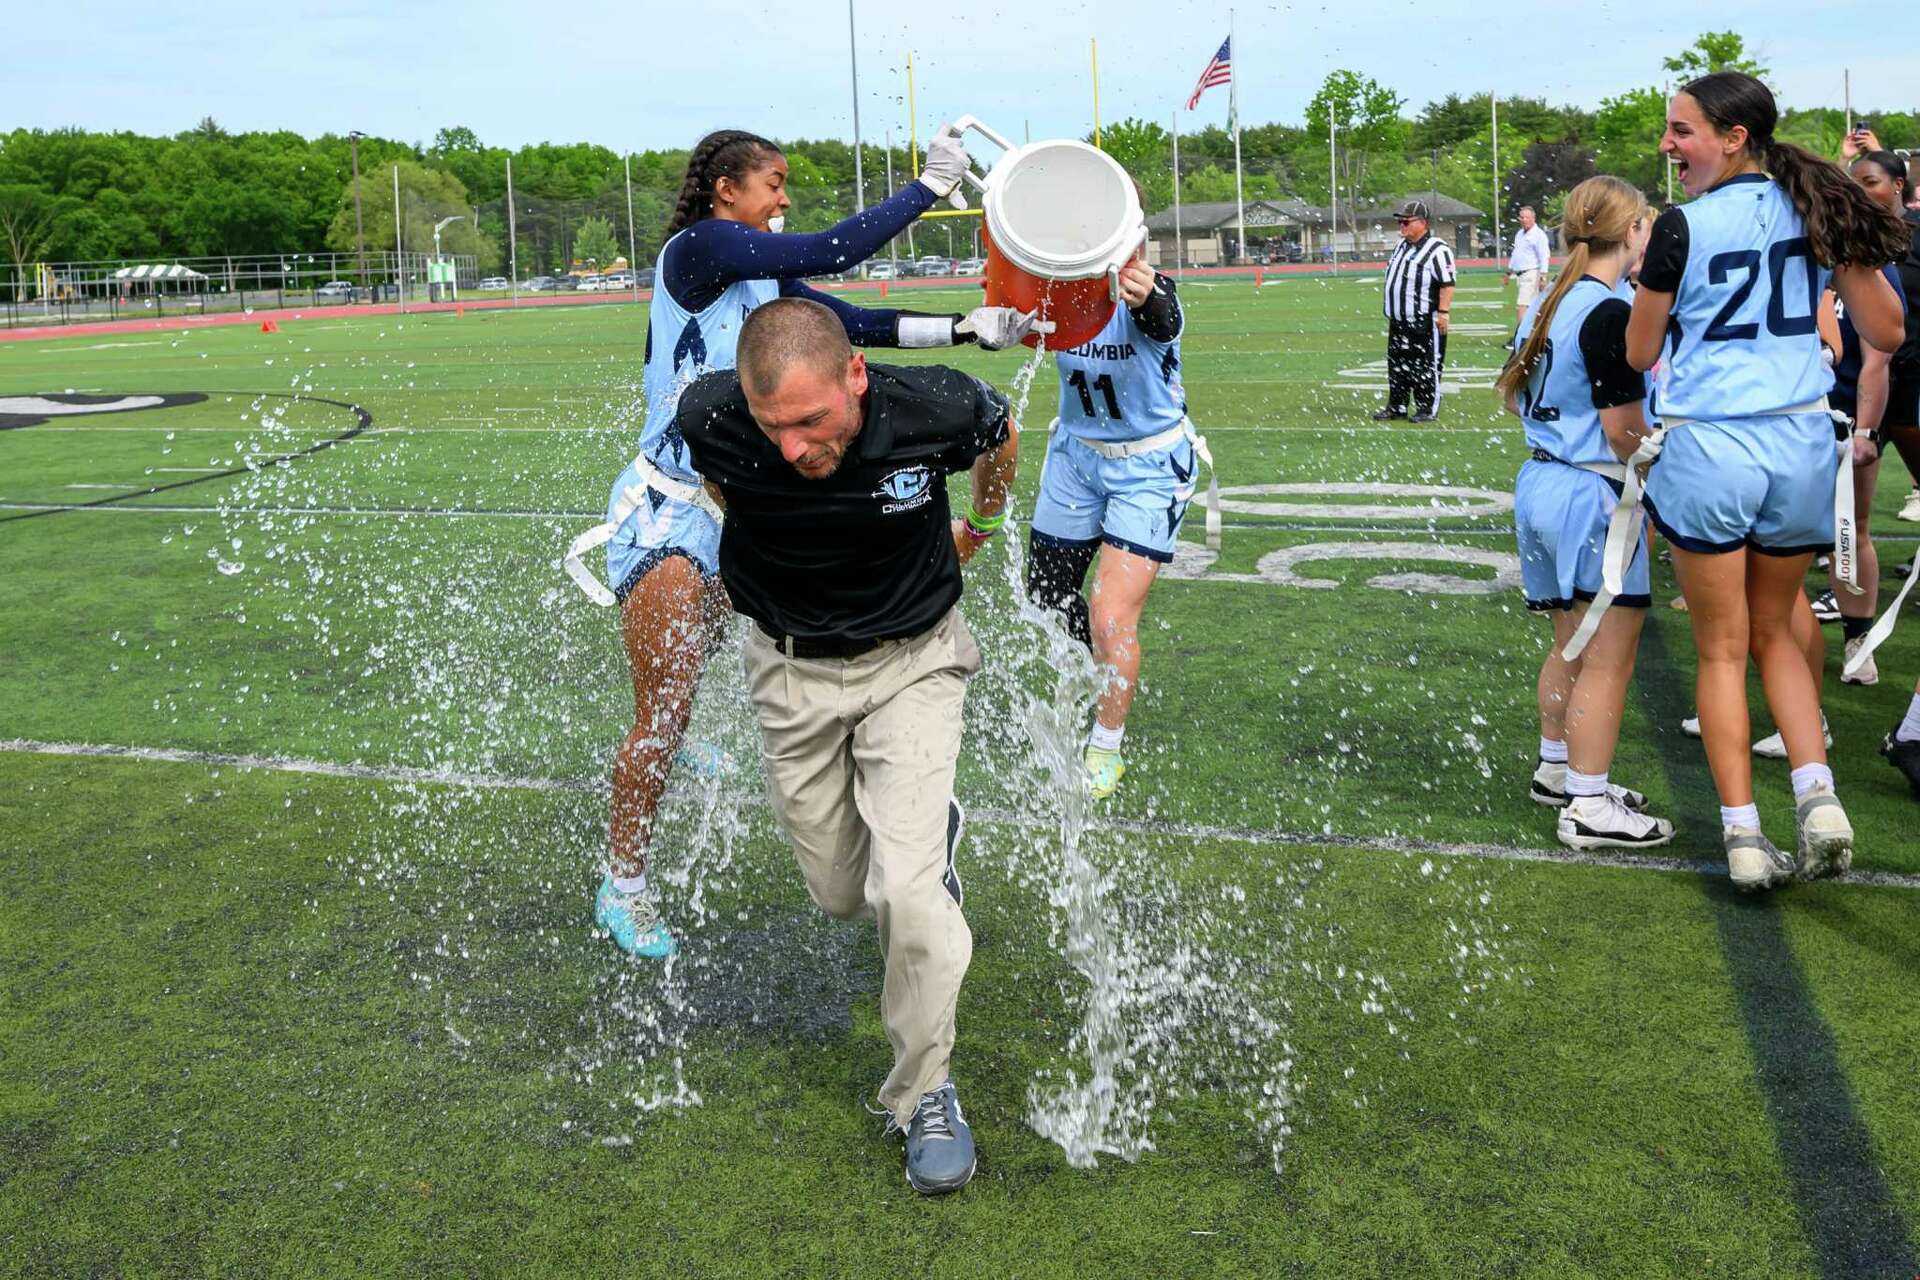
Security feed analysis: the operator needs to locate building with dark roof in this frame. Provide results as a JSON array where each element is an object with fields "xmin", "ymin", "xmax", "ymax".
[{"xmin": 1144, "ymin": 192, "xmax": 1486, "ymax": 267}]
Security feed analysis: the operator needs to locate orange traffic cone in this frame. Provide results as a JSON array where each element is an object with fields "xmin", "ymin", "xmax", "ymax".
[
  {"xmin": 456, "ymin": 304, "xmax": 465, "ymax": 318},
  {"xmin": 260, "ymin": 319, "xmax": 279, "ymax": 333}
]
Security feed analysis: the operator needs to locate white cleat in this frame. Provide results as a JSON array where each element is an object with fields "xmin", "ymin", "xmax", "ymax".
[
  {"xmin": 1528, "ymin": 761, "xmax": 1649, "ymax": 811},
  {"xmin": 1725, "ymin": 827, "xmax": 1795, "ymax": 893},
  {"xmin": 1899, "ymin": 488, "xmax": 1920, "ymax": 523},
  {"xmin": 1840, "ymin": 635, "xmax": 1878, "ymax": 686},
  {"xmin": 1556, "ymin": 793, "xmax": 1675, "ymax": 850},
  {"xmin": 1752, "ymin": 715, "xmax": 1831, "ymax": 760},
  {"xmin": 1681, "ymin": 715, "xmax": 1701, "ymax": 738},
  {"xmin": 1793, "ymin": 784, "xmax": 1853, "ymax": 880}
]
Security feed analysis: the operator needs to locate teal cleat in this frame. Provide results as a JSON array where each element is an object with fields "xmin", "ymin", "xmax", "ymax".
[{"xmin": 594, "ymin": 874, "xmax": 678, "ymax": 958}]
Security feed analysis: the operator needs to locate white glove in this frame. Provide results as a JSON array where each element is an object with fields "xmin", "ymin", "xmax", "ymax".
[
  {"xmin": 918, "ymin": 124, "xmax": 970, "ymax": 201},
  {"xmin": 956, "ymin": 305, "xmax": 1054, "ymax": 351}
]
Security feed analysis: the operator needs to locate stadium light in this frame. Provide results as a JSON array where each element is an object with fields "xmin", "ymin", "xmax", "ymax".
[{"xmin": 433, "ymin": 215, "xmax": 464, "ymax": 260}]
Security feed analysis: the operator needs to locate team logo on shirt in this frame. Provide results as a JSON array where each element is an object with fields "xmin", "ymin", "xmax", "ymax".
[{"xmin": 874, "ymin": 465, "xmax": 934, "ymax": 513}]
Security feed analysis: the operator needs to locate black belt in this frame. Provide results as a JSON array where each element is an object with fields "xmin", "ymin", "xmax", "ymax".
[{"xmin": 757, "ymin": 622, "xmax": 881, "ymax": 659}]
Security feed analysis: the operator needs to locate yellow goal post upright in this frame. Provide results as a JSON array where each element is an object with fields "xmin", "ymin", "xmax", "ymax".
[{"xmin": 906, "ymin": 51, "xmax": 983, "ymax": 226}]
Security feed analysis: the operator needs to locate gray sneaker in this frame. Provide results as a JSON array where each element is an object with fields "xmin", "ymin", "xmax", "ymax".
[
  {"xmin": 890, "ymin": 1081, "xmax": 977, "ymax": 1195},
  {"xmin": 1725, "ymin": 827, "xmax": 1794, "ymax": 893},
  {"xmin": 1793, "ymin": 784, "xmax": 1853, "ymax": 880},
  {"xmin": 943, "ymin": 800, "xmax": 965, "ymax": 908}
]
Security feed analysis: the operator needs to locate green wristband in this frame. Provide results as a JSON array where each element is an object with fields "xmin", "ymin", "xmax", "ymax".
[{"xmin": 965, "ymin": 505, "xmax": 1007, "ymax": 532}]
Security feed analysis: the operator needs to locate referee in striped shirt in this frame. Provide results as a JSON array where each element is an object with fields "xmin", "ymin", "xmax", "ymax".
[{"xmin": 1372, "ymin": 199, "xmax": 1456, "ymax": 423}]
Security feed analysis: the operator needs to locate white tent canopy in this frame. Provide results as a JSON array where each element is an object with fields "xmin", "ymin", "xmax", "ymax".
[{"xmin": 112, "ymin": 264, "xmax": 208, "ymax": 282}]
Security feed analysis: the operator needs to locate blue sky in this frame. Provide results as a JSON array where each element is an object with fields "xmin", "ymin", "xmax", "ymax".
[{"xmin": 10, "ymin": 1, "xmax": 1903, "ymax": 152}]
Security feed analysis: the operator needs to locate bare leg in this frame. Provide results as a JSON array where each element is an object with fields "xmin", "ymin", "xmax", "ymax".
[
  {"xmin": 1538, "ymin": 614, "xmax": 1581, "ymax": 747},
  {"xmin": 1748, "ymin": 551, "xmax": 1828, "ymax": 770},
  {"xmin": 1556, "ymin": 602, "xmax": 1645, "ymax": 777},
  {"xmin": 609, "ymin": 555, "xmax": 727, "ymax": 879},
  {"xmin": 1087, "ymin": 545, "xmax": 1163, "ymax": 732},
  {"xmin": 1672, "ymin": 547, "xmax": 1756, "ymax": 807}
]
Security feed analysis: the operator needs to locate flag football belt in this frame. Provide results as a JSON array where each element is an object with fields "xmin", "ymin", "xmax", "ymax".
[
  {"xmin": 561, "ymin": 455, "xmax": 723, "ymax": 608},
  {"xmin": 1529, "ymin": 447, "xmax": 1627, "ymax": 484},
  {"xmin": 1562, "ymin": 398, "xmax": 1842, "ymax": 662},
  {"xmin": 1063, "ymin": 417, "xmax": 1222, "ymax": 552}
]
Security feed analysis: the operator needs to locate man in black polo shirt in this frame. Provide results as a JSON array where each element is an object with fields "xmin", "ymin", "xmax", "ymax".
[{"xmin": 677, "ymin": 297, "xmax": 1020, "ymax": 1195}]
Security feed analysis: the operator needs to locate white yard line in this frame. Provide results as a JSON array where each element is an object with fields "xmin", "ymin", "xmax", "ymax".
[
  {"xmin": 63, "ymin": 483, "xmax": 138, "ymax": 490},
  {"xmin": 7, "ymin": 736, "xmax": 1919, "ymax": 890}
]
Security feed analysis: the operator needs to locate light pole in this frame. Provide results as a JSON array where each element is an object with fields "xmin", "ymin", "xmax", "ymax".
[
  {"xmin": 348, "ymin": 131, "xmax": 366, "ymax": 294},
  {"xmin": 434, "ymin": 215, "xmax": 464, "ymax": 300}
]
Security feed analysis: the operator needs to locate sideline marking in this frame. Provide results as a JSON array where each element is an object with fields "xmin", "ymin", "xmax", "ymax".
[{"xmin": 7, "ymin": 736, "xmax": 1919, "ymax": 891}]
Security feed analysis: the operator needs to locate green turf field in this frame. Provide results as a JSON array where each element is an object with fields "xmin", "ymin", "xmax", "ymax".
[{"xmin": 3, "ymin": 278, "xmax": 1918, "ymax": 1277}]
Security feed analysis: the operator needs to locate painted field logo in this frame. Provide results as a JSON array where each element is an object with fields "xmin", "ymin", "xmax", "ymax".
[
  {"xmin": 875, "ymin": 465, "xmax": 934, "ymax": 513},
  {"xmin": 0, "ymin": 392, "xmax": 208, "ymax": 430}
]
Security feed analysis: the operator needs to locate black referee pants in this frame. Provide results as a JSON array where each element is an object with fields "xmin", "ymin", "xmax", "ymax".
[{"xmin": 1386, "ymin": 316, "xmax": 1447, "ymax": 413}]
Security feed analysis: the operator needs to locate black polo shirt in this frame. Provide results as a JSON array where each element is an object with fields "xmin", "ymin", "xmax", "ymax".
[{"xmin": 678, "ymin": 362, "xmax": 1012, "ymax": 645}]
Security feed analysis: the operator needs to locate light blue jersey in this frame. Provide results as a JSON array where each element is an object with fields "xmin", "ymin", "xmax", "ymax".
[
  {"xmin": 632, "ymin": 232, "xmax": 780, "ymax": 483},
  {"xmin": 1053, "ymin": 297, "xmax": 1185, "ymax": 444},
  {"xmin": 1647, "ymin": 174, "xmax": 1833, "ymax": 421},
  {"xmin": 1514, "ymin": 278, "xmax": 1641, "ymax": 466}
]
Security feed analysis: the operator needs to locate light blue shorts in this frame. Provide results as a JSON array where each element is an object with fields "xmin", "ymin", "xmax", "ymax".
[
  {"xmin": 1028, "ymin": 426, "xmax": 1197, "ymax": 563},
  {"xmin": 1644, "ymin": 412, "xmax": 1837, "ymax": 555},
  {"xmin": 605, "ymin": 480, "xmax": 721, "ymax": 602},
  {"xmin": 1514, "ymin": 458, "xmax": 1649, "ymax": 612}
]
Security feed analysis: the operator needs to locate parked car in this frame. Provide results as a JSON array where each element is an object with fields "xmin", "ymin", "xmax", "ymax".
[
  {"xmin": 955, "ymin": 257, "xmax": 986, "ymax": 275},
  {"xmin": 866, "ymin": 261, "xmax": 898, "ymax": 280},
  {"xmin": 477, "ymin": 276, "xmax": 509, "ymax": 291},
  {"xmin": 552, "ymin": 275, "xmax": 580, "ymax": 291},
  {"xmin": 602, "ymin": 270, "xmax": 636, "ymax": 289},
  {"xmin": 315, "ymin": 280, "xmax": 353, "ymax": 299},
  {"xmin": 576, "ymin": 275, "xmax": 606, "ymax": 292},
  {"xmin": 525, "ymin": 275, "xmax": 557, "ymax": 291},
  {"xmin": 635, "ymin": 267, "xmax": 655, "ymax": 289},
  {"xmin": 914, "ymin": 256, "xmax": 951, "ymax": 278}
]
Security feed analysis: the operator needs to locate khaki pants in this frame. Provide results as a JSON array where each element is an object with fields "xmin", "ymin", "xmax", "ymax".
[{"xmin": 742, "ymin": 607, "xmax": 980, "ymax": 1125}]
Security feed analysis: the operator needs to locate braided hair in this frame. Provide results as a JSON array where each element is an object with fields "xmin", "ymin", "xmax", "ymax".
[
  {"xmin": 666, "ymin": 130, "xmax": 781, "ymax": 236},
  {"xmin": 1682, "ymin": 73, "xmax": 1909, "ymax": 269}
]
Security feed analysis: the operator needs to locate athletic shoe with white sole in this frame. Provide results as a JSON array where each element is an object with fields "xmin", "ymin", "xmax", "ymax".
[
  {"xmin": 1086, "ymin": 745, "xmax": 1126, "ymax": 801},
  {"xmin": 1752, "ymin": 715, "xmax": 1831, "ymax": 760},
  {"xmin": 1840, "ymin": 635, "xmax": 1878, "ymax": 686},
  {"xmin": 1809, "ymin": 589, "xmax": 1841, "ymax": 623},
  {"xmin": 943, "ymin": 800, "xmax": 965, "ymax": 908},
  {"xmin": 1793, "ymin": 783, "xmax": 1853, "ymax": 880},
  {"xmin": 1528, "ymin": 760, "xmax": 1649, "ymax": 812},
  {"xmin": 887, "ymin": 1081, "xmax": 977, "ymax": 1195},
  {"xmin": 1725, "ymin": 827, "xmax": 1795, "ymax": 893},
  {"xmin": 1556, "ymin": 793, "xmax": 1675, "ymax": 850},
  {"xmin": 1899, "ymin": 488, "xmax": 1920, "ymax": 523},
  {"xmin": 1681, "ymin": 715, "xmax": 1701, "ymax": 738},
  {"xmin": 1882, "ymin": 729, "xmax": 1920, "ymax": 797},
  {"xmin": 594, "ymin": 874, "xmax": 677, "ymax": 958}
]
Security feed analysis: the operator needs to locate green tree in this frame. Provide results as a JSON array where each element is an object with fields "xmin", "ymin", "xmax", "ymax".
[
  {"xmin": 0, "ymin": 184, "xmax": 77, "ymax": 298},
  {"xmin": 1097, "ymin": 117, "xmax": 1174, "ymax": 211},
  {"xmin": 1662, "ymin": 31, "xmax": 1768, "ymax": 80},
  {"xmin": 323, "ymin": 159, "xmax": 500, "ymax": 272},
  {"xmin": 573, "ymin": 214, "xmax": 619, "ymax": 268},
  {"xmin": 1592, "ymin": 87, "xmax": 1668, "ymax": 198},
  {"xmin": 1305, "ymin": 70, "xmax": 1408, "ymax": 223}
]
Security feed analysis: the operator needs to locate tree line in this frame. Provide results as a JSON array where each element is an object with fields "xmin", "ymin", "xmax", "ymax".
[{"xmin": 1, "ymin": 29, "xmax": 1913, "ymax": 288}]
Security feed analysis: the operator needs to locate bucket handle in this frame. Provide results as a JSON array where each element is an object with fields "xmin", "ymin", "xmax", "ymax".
[
  {"xmin": 942, "ymin": 115, "xmax": 1017, "ymax": 210},
  {"xmin": 1107, "ymin": 225, "xmax": 1150, "ymax": 302}
]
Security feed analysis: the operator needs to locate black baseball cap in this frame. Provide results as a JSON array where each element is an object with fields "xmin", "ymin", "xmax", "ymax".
[{"xmin": 1393, "ymin": 199, "xmax": 1432, "ymax": 222}]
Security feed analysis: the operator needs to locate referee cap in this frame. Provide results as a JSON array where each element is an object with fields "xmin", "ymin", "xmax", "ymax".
[{"xmin": 1392, "ymin": 199, "xmax": 1432, "ymax": 222}]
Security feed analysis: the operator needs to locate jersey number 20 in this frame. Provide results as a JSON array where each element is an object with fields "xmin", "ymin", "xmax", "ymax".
[{"xmin": 1703, "ymin": 237, "xmax": 1818, "ymax": 342}]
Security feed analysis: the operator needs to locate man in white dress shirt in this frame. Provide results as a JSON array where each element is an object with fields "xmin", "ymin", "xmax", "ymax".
[{"xmin": 1507, "ymin": 206, "xmax": 1553, "ymax": 331}]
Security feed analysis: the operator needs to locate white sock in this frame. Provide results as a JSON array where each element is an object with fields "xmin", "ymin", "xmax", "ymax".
[
  {"xmin": 612, "ymin": 872, "xmax": 648, "ymax": 896},
  {"xmin": 1564, "ymin": 767, "xmax": 1607, "ymax": 798},
  {"xmin": 1088, "ymin": 721, "xmax": 1125, "ymax": 753},
  {"xmin": 1538, "ymin": 736, "xmax": 1569, "ymax": 764},
  {"xmin": 1897, "ymin": 693, "xmax": 1920, "ymax": 744},
  {"xmin": 1720, "ymin": 803, "xmax": 1761, "ymax": 831},
  {"xmin": 1789, "ymin": 763, "xmax": 1834, "ymax": 799}
]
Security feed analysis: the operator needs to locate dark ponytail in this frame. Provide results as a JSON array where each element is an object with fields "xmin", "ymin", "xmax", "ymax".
[
  {"xmin": 666, "ymin": 130, "xmax": 781, "ymax": 236},
  {"xmin": 1682, "ymin": 73, "xmax": 1909, "ymax": 268}
]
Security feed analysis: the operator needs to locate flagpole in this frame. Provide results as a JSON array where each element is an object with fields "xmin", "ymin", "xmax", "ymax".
[
  {"xmin": 1229, "ymin": 9, "xmax": 1245, "ymax": 266},
  {"xmin": 1328, "ymin": 106, "xmax": 1338, "ymax": 273},
  {"xmin": 1172, "ymin": 110, "xmax": 1183, "ymax": 279},
  {"xmin": 848, "ymin": 0, "xmax": 865, "ymax": 214},
  {"xmin": 1491, "ymin": 90, "xmax": 1502, "ymax": 264}
]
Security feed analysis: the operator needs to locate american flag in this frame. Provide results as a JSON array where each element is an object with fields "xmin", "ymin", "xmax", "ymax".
[{"xmin": 1185, "ymin": 37, "xmax": 1232, "ymax": 110}]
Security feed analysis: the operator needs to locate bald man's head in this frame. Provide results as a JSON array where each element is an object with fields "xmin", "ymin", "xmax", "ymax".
[
  {"xmin": 736, "ymin": 298, "xmax": 868, "ymax": 479},
  {"xmin": 737, "ymin": 298, "xmax": 855, "ymax": 399}
]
